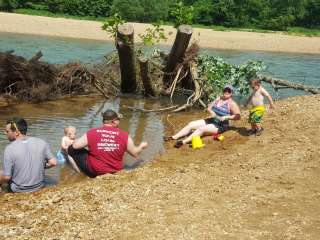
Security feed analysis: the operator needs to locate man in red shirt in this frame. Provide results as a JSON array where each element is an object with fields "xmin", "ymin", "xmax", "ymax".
[{"xmin": 67, "ymin": 109, "xmax": 148, "ymax": 177}]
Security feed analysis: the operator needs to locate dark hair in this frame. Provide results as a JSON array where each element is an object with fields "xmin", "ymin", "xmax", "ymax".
[
  {"xmin": 102, "ymin": 109, "xmax": 122, "ymax": 123},
  {"xmin": 6, "ymin": 117, "xmax": 28, "ymax": 135}
]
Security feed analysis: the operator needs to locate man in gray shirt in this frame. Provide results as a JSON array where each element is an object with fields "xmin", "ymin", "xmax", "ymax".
[{"xmin": 0, "ymin": 117, "xmax": 57, "ymax": 193}]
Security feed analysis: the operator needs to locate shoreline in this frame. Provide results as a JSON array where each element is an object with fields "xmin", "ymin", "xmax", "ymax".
[
  {"xmin": 1, "ymin": 94, "xmax": 320, "ymax": 239},
  {"xmin": 1, "ymin": 12, "xmax": 320, "ymax": 54}
]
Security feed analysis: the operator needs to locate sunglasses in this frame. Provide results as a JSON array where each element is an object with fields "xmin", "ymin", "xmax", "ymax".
[
  {"xmin": 10, "ymin": 122, "xmax": 19, "ymax": 131},
  {"xmin": 223, "ymin": 88, "xmax": 232, "ymax": 94}
]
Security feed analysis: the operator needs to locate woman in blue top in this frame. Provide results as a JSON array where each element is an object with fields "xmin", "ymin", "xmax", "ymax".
[{"xmin": 165, "ymin": 85, "xmax": 241, "ymax": 148}]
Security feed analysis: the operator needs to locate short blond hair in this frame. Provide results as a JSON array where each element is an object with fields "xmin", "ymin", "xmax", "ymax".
[
  {"xmin": 249, "ymin": 77, "xmax": 261, "ymax": 86},
  {"xmin": 64, "ymin": 126, "xmax": 76, "ymax": 135}
]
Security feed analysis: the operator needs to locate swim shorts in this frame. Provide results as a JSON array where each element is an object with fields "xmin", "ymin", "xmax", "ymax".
[
  {"xmin": 249, "ymin": 106, "xmax": 265, "ymax": 124},
  {"xmin": 204, "ymin": 117, "xmax": 228, "ymax": 133},
  {"xmin": 67, "ymin": 145, "xmax": 95, "ymax": 178}
]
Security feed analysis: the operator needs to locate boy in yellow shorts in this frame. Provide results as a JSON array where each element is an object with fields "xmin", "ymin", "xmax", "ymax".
[{"xmin": 246, "ymin": 77, "xmax": 275, "ymax": 136}]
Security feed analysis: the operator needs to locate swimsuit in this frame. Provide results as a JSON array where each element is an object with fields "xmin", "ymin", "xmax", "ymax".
[
  {"xmin": 249, "ymin": 106, "xmax": 265, "ymax": 124},
  {"xmin": 205, "ymin": 98, "xmax": 231, "ymax": 133}
]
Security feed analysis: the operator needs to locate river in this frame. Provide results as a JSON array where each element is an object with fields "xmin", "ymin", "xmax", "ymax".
[{"xmin": 0, "ymin": 32, "xmax": 319, "ymax": 186}]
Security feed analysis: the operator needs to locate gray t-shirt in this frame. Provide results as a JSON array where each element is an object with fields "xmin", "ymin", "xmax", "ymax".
[{"xmin": 2, "ymin": 137, "xmax": 54, "ymax": 193}]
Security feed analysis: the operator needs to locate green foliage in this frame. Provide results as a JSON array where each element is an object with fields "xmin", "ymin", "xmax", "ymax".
[
  {"xmin": 111, "ymin": 0, "xmax": 169, "ymax": 23},
  {"xmin": 0, "ymin": 0, "xmax": 13, "ymax": 11},
  {"xmin": 14, "ymin": 8, "xmax": 106, "ymax": 21},
  {"xmin": 102, "ymin": 13, "xmax": 125, "ymax": 37},
  {"xmin": 197, "ymin": 55, "xmax": 265, "ymax": 100},
  {"xmin": 170, "ymin": 1, "xmax": 194, "ymax": 28},
  {"xmin": 138, "ymin": 23, "xmax": 167, "ymax": 46},
  {"xmin": 44, "ymin": 0, "xmax": 112, "ymax": 17},
  {"xmin": 287, "ymin": 26, "xmax": 320, "ymax": 36},
  {"xmin": 46, "ymin": 0, "xmax": 64, "ymax": 13},
  {"xmin": 5, "ymin": 0, "xmax": 320, "ymax": 31},
  {"xmin": 0, "ymin": 0, "xmax": 25, "ymax": 11},
  {"xmin": 302, "ymin": 0, "xmax": 320, "ymax": 27}
]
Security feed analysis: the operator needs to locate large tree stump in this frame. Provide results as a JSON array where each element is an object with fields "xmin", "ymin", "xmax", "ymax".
[
  {"xmin": 163, "ymin": 25, "xmax": 193, "ymax": 86},
  {"xmin": 116, "ymin": 23, "xmax": 137, "ymax": 93},
  {"xmin": 138, "ymin": 57, "xmax": 155, "ymax": 97}
]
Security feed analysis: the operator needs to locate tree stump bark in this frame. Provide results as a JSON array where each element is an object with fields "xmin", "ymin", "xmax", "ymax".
[
  {"xmin": 116, "ymin": 23, "xmax": 137, "ymax": 93},
  {"xmin": 163, "ymin": 25, "xmax": 193, "ymax": 86},
  {"xmin": 138, "ymin": 57, "xmax": 155, "ymax": 97}
]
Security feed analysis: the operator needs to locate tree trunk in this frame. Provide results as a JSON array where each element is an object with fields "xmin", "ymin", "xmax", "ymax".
[
  {"xmin": 116, "ymin": 23, "xmax": 137, "ymax": 93},
  {"xmin": 138, "ymin": 57, "xmax": 155, "ymax": 97},
  {"xmin": 163, "ymin": 25, "xmax": 193, "ymax": 86}
]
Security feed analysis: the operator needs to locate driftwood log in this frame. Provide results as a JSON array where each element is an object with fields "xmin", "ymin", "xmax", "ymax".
[
  {"xmin": 260, "ymin": 75, "xmax": 320, "ymax": 94},
  {"xmin": 29, "ymin": 51, "xmax": 43, "ymax": 62},
  {"xmin": 138, "ymin": 57, "xmax": 155, "ymax": 97},
  {"xmin": 163, "ymin": 25, "xmax": 193, "ymax": 86},
  {"xmin": 116, "ymin": 23, "xmax": 137, "ymax": 93}
]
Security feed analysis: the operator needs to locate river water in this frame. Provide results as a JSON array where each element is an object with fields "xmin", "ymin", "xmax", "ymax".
[{"xmin": 0, "ymin": 32, "xmax": 319, "ymax": 185}]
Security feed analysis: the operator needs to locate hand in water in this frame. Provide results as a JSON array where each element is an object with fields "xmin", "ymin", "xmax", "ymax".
[{"xmin": 140, "ymin": 142, "xmax": 148, "ymax": 149}]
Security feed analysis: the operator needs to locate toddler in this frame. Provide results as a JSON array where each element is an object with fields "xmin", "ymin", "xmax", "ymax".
[
  {"xmin": 57, "ymin": 126, "xmax": 80, "ymax": 172},
  {"xmin": 246, "ymin": 77, "xmax": 275, "ymax": 136}
]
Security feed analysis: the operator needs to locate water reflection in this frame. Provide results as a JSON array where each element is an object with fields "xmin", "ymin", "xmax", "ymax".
[{"xmin": 0, "ymin": 96, "xmax": 167, "ymax": 185}]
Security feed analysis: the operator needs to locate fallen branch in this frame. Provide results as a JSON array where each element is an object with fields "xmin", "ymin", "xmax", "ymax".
[
  {"xmin": 171, "ymin": 62, "xmax": 203, "ymax": 113},
  {"xmin": 124, "ymin": 105, "xmax": 179, "ymax": 113},
  {"xmin": 260, "ymin": 75, "xmax": 320, "ymax": 94},
  {"xmin": 170, "ymin": 67, "xmax": 189, "ymax": 100},
  {"xmin": 94, "ymin": 80, "xmax": 110, "ymax": 99},
  {"xmin": 29, "ymin": 51, "xmax": 43, "ymax": 62},
  {"xmin": 168, "ymin": 66, "xmax": 183, "ymax": 99}
]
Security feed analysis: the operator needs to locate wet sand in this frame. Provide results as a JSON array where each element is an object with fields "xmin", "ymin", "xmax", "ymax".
[
  {"xmin": 1, "ymin": 12, "xmax": 320, "ymax": 54},
  {"xmin": 1, "ymin": 94, "xmax": 320, "ymax": 239}
]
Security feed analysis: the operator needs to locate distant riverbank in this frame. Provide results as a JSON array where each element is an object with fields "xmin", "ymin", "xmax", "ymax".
[{"xmin": 1, "ymin": 12, "xmax": 320, "ymax": 54}]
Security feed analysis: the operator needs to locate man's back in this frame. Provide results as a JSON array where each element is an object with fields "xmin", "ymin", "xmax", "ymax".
[
  {"xmin": 3, "ymin": 137, "xmax": 53, "ymax": 192},
  {"xmin": 86, "ymin": 126, "xmax": 128, "ymax": 176}
]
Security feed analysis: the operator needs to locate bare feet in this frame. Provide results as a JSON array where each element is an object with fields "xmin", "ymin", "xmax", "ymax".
[
  {"xmin": 174, "ymin": 140, "xmax": 183, "ymax": 148},
  {"xmin": 163, "ymin": 136, "xmax": 174, "ymax": 141}
]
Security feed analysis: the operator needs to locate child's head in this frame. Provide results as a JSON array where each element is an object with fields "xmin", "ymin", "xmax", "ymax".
[
  {"xmin": 64, "ymin": 126, "xmax": 76, "ymax": 140},
  {"xmin": 249, "ymin": 77, "xmax": 261, "ymax": 90}
]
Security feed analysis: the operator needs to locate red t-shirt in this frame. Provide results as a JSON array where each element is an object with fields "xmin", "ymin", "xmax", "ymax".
[{"xmin": 86, "ymin": 125, "xmax": 128, "ymax": 176}]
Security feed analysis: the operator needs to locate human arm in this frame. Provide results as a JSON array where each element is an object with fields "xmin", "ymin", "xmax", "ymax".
[
  {"xmin": 1, "ymin": 150, "xmax": 13, "ymax": 185},
  {"xmin": 0, "ymin": 174, "xmax": 11, "ymax": 184},
  {"xmin": 72, "ymin": 134, "xmax": 88, "ymax": 149},
  {"xmin": 245, "ymin": 93, "xmax": 253, "ymax": 108},
  {"xmin": 126, "ymin": 136, "xmax": 148, "ymax": 158},
  {"xmin": 207, "ymin": 102, "xmax": 216, "ymax": 117},
  {"xmin": 61, "ymin": 136, "xmax": 72, "ymax": 151},
  {"xmin": 261, "ymin": 87, "xmax": 275, "ymax": 109},
  {"xmin": 207, "ymin": 99, "xmax": 218, "ymax": 118},
  {"xmin": 44, "ymin": 143, "xmax": 57, "ymax": 169}
]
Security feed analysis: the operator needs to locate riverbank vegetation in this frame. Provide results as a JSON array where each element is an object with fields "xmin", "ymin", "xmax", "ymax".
[{"xmin": 1, "ymin": 0, "xmax": 320, "ymax": 36}]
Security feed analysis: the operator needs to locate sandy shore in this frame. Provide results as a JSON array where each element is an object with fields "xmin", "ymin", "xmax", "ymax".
[
  {"xmin": 1, "ymin": 94, "xmax": 320, "ymax": 239},
  {"xmin": 1, "ymin": 12, "xmax": 320, "ymax": 54}
]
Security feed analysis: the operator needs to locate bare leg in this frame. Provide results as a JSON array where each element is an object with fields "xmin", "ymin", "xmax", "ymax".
[
  {"xmin": 67, "ymin": 155, "xmax": 81, "ymax": 173},
  {"xmin": 172, "ymin": 119, "xmax": 206, "ymax": 140},
  {"xmin": 182, "ymin": 124, "xmax": 219, "ymax": 144}
]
